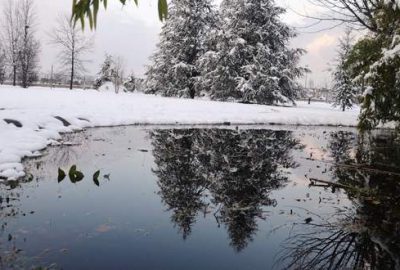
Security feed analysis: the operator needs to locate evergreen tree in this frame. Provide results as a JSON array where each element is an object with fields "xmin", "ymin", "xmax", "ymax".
[
  {"xmin": 145, "ymin": 0, "xmax": 216, "ymax": 98},
  {"xmin": 94, "ymin": 54, "xmax": 125, "ymax": 92},
  {"xmin": 198, "ymin": 0, "xmax": 305, "ymax": 105},
  {"xmin": 344, "ymin": 2, "xmax": 400, "ymax": 129},
  {"xmin": 94, "ymin": 54, "xmax": 113, "ymax": 89},
  {"xmin": 123, "ymin": 73, "xmax": 136, "ymax": 92},
  {"xmin": 332, "ymin": 32, "xmax": 359, "ymax": 111}
]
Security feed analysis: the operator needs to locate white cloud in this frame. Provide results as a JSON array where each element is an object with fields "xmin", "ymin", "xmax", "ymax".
[{"xmin": 306, "ymin": 34, "xmax": 338, "ymax": 53}]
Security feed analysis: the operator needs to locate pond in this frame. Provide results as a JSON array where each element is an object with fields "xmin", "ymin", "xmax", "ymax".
[{"xmin": 1, "ymin": 126, "xmax": 399, "ymax": 269}]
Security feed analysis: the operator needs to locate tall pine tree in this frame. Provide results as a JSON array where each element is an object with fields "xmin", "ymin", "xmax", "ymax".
[
  {"xmin": 145, "ymin": 0, "xmax": 216, "ymax": 98},
  {"xmin": 198, "ymin": 0, "xmax": 305, "ymax": 105},
  {"xmin": 332, "ymin": 31, "xmax": 358, "ymax": 111}
]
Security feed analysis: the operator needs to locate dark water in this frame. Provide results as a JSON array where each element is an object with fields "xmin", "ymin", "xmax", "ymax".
[{"xmin": 1, "ymin": 126, "xmax": 400, "ymax": 269}]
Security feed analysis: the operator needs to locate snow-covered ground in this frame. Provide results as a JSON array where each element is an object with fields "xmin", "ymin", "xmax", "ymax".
[{"xmin": 0, "ymin": 86, "xmax": 360, "ymax": 180}]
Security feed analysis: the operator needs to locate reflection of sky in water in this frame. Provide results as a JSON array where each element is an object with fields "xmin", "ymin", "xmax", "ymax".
[{"xmin": 0, "ymin": 126, "xmax": 398, "ymax": 269}]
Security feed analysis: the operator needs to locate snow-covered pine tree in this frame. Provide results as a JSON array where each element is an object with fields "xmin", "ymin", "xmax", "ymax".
[
  {"xmin": 198, "ymin": 0, "xmax": 305, "ymax": 105},
  {"xmin": 124, "ymin": 73, "xmax": 136, "ymax": 92},
  {"xmin": 332, "ymin": 32, "xmax": 358, "ymax": 112},
  {"xmin": 93, "ymin": 54, "xmax": 125, "ymax": 93},
  {"xmin": 94, "ymin": 54, "xmax": 113, "ymax": 89},
  {"xmin": 145, "ymin": 0, "xmax": 216, "ymax": 98}
]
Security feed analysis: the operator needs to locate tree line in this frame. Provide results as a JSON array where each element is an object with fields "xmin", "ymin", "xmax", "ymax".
[
  {"xmin": 72, "ymin": 0, "xmax": 400, "ymax": 129},
  {"xmin": 0, "ymin": 0, "xmax": 97, "ymax": 90}
]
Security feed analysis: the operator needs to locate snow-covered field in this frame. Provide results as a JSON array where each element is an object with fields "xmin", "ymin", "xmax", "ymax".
[{"xmin": 0, "ymin": 86, "xmax": 360, "ymax": 180}]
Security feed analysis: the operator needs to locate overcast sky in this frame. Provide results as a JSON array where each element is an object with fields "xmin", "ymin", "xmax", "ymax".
[{"xmin": 1, "ymin": 0, "xmax": 345, "ymax": 87}]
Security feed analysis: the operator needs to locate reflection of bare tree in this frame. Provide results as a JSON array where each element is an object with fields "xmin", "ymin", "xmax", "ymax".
[
  {"xmin": 151, "ymin": 128, "xmax": 299, "ymax": 250},
  {"xmin": 0, "ymin": 177, "xmax": 38, "ymax": 269},
  {"xmin": 280, "ymin": 202, "xmax": 400, "ymax": 270},
  {"xmin": 24, "ymin": 131, "xmax": 90, "ymax": 180},
  {"xmin": 280, "ymin": 131, "xmax": 400, "ymax": 270}
]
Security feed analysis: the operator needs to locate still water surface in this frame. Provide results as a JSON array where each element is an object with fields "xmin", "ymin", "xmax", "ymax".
[{"xmin": 1, "ymin": 126, "xmax": 399, "ymax": 269}]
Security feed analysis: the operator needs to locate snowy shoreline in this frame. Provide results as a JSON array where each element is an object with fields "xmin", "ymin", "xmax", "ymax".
[{"xmin": 0, "ymin": 86, "xmax": 363, "ymax": 180}]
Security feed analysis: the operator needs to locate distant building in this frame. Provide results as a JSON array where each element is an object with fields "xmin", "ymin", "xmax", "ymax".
[{"xmin": 303, "ymin": 87, "xmax": 334, "ymax": 102}]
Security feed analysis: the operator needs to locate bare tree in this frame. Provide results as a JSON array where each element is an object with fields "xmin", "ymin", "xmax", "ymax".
[
  {"xmin": 303, "ymin": 0, "xmax": 398, "ymax": 33},
  {"xmin": 0, "ymin": 48, "xmax": 6, "ymax": 84},
  {"xmin": 1, "ymin": 0, "xmax": 21, "ymax": 86},
  {"xmin": 17, "ymin": 0, "xmax": 40, "ymax": 88},
  {"xmin": 49, "ymin": 15, "xmax": 93, "ymax": 90},
  {"xmin": 111, "ymin": 56, "xmax": 125, "ymax": 93}
]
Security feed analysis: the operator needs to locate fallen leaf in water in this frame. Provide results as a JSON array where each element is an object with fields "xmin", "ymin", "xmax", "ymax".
[
  {"xmin": 93, "ymin": 170, "xmax": 100, "ymax": 186},
  {"xmin": 96, "ymin": 224, "xmax": 113, "ymax": 233},
  {"xmin": 58, "ymin": 168, "xmax": 66, "ymax": 183}
]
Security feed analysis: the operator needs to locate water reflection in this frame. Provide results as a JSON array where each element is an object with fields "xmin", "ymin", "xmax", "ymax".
[
  {"xmin": 151, "ymin": 130, "xmax": 209, "ymax": 240},
  {"xmin": 0, "ymin": 176, "xmax": 37, "ymax": 269},
  {"xmin": 282, "ymin": 130, "xmax": 400, "ymax": 270},
  {"xmin": 151, "ymin": 128, "xmax": 300, "ymax": 251},
  {"xmin": 0, "ymin": 126, "xmax": 399, "ymax": 269}
]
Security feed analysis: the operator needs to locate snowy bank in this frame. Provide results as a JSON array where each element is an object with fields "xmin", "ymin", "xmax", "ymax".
[{"xmin": 0, "ymin": 86, "xmax": 360, "ymax": 180}]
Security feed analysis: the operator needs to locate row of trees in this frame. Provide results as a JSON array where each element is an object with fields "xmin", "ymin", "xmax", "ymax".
[
  {"xmin": 145, "ymin": 0, "xmax": 305, "ymax": 105},
  {"xmin": 0, "ymin": 0, "xmax": 95, "ymax": 90}
]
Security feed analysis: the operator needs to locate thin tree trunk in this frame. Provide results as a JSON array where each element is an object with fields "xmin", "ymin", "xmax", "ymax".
[
  {"xmin": 13, "ymin": 64, "xmax": 16, "ymax": 86},
  {"xmin": 70, "ymin": 53, "xmax": 74, "ymax": 90}
]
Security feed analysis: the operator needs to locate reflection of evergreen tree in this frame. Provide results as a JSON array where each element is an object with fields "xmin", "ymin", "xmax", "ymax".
[
  {"xmin": 196, "ymin": 129, "xmax": 299, "ymax": 251},
  {"xmin": 283, "ymin": 131, "xmax": 400, "ymax": 269},
  {"xmin": 328, "ymin": 131, "xmax": 358, "ymax": 187},
  {"xmin": 354, "ymin": 132, "xmax": 400, "ymax": 269},
  {"xmin": 151, "ymin": 129, "xmax": 208, "ymax": 239},
  {"xmin": 151, "ymin": 128, "xmax": 299, "ymax": 250}
]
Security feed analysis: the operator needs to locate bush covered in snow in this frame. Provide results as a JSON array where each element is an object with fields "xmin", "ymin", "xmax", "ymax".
[{"xmin": 94, "ymin": 54, "xmax": 125, "ymax": 93}]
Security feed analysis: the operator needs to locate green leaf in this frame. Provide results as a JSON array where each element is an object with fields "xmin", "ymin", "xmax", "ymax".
[
  {"xmin": 158, "ymin": 0, "xmax": 168, "ymax": 21},
  {"xmin": 69, "ymin": 165, "xmax": 84, "ymax": 183},
  {"xmin": 93, "ymin": 170, "xmax": 100, "ymax": 186},
  {"xmin": 69, "ymin": 165, "xmax": 77, "ymax": 176},
  {"xmin": 71, "ymin": 0, "xmax": 168, "ymax": 30},
  {"xmin": 93, "ymin": 0, "xmax": 99, "ymax": 27},
  {"xmin": 58, "ymin": 168, "xmax": 66, "ymax": 183}
]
